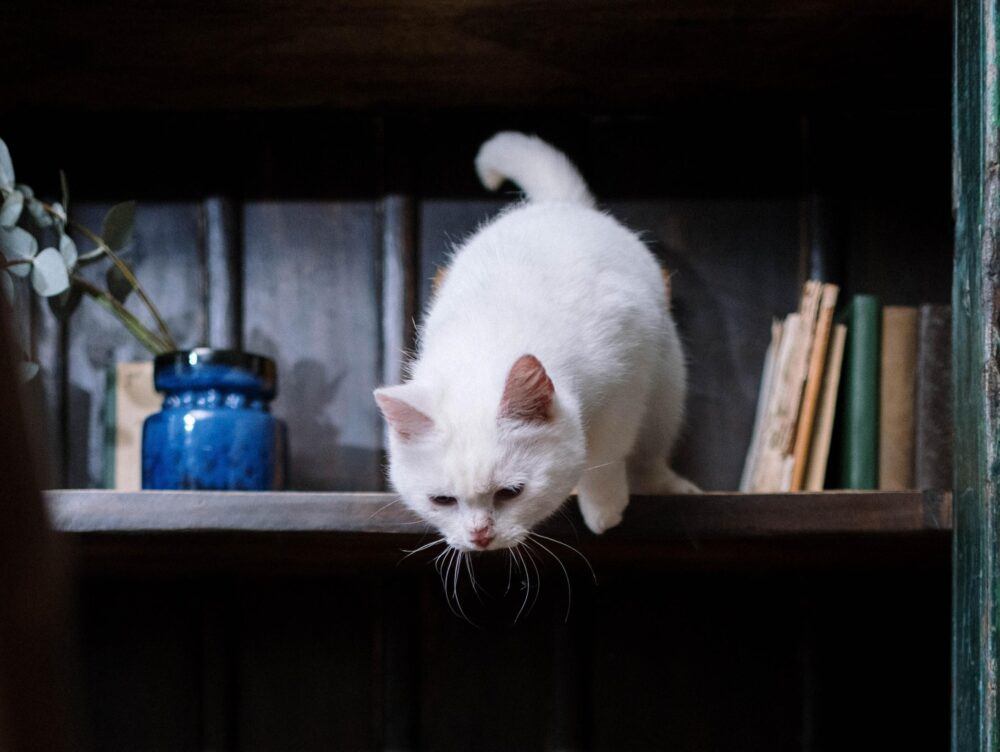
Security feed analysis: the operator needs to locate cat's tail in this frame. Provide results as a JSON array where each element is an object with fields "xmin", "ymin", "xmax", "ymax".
[{"xmin": 475, "ymin": 132, "xmax": 595, "ymax": 207}]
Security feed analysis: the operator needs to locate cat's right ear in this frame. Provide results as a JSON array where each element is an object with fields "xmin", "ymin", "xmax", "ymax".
[{"xmin": 374, "ymin": 385, "xmax": 435, "ymax": 441}]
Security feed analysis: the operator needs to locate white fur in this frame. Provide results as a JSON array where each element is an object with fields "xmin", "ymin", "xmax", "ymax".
[{"xmin": 376, "ymin": 131, "xmax": 696, "ymax": 551}]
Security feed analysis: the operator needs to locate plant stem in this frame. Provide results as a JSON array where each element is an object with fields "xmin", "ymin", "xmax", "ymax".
[
  {"xmin": 2, "ymin": 259, "xmax": 31, "ymax": 269},
  {"xmin": 38, "ymin": 200, "xmax": 178, "ymax": 350},
  {"xmin": 72, "ymin": 274, "xmax": 171, "ymax": 355}
]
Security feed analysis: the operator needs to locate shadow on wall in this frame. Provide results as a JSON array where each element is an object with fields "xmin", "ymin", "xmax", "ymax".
[
  {"xmin": 247, "ymin": 329, "xmax": 383, "ymax": 491},
  {"xmin": 651, "ymin": 239, "xmax": 753, "ymax": 492}
]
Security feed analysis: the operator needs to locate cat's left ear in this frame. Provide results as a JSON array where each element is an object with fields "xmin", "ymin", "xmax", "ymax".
[
  {"xmin": 374, "ymin": 385, "xmax": 435, "ymax": 441},
  {"xmin": 499, "ymin": 354, "xmax": 554, "ymax": 423}
]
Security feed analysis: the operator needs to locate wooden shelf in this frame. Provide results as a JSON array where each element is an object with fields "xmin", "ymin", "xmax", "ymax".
[
  {"xmin": 47, "ymin": 489, "xmax": 951, "ymax": 538},
  {"xmin": 45, "ymin": 490, "xmax": 951, "ymax": 574}
]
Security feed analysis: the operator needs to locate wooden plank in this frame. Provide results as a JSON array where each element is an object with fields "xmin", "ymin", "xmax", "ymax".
[
  {"xmin": 202, "ymin": 196, "xmax": 243, "ymax": 350},
  {"xmin": 952, "ymin": 0, "xmax": 1000, "ymax": 749},
  {"xmin": 45, "ymin": 489, "xmax": 952, "ymax": 536},
  {"xmin": 242, "ymin": 201, "xmax": 382, "ymax": 491},
  {"xmin": 3, "ymin": 1, "xmax": 948, "ymax": 110},
  {"xmin": 379, "ymin": 194, "xmax": 417, "ymax": 387},
  {"xmin": 64, "ymin": 202, "xmax": 205, "ymax": 488}
]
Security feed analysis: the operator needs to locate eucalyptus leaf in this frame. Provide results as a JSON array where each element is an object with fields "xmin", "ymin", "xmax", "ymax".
[
  {"xmin": 0, "ymin": 226, "xmax": 37, "ymax": 277},
  {"xmin": 31, "ymin": 247, "xmax": 70, "ymax": 297},
  {"xmin": 59, "ymin": 233, "xmax": 78, "ymax": 268},
  {"xmin": 0, "ymin": 189, "xmax": 23, "ymax": 227},
  {"xmin": 106, "ymin": 263, "xmax": 133, "ymax": 302},
  {"xmin": 48, "ymin": 285, "xmax": 82, "ymax": 320},
  {"xmin": 25, "ymin": 197, "xmax": 53, "ymax": 228},
  {"xmin": 0, "ymin": 139, "xmax": 14, "ymax": 191},
  {"xmin": 1, "ymin": 269, "xmax": 13, "ymax": 304},
  {"xmin": 18, "ymin": 362, "xmax": 39, "ymax": 382},
  {"xmin": 50, "ymin": 201, "xmax": 66, "ymax": 230},
  {"xmin": 101, "ymin": 201, "xmax": 136, "ymax": 251}
]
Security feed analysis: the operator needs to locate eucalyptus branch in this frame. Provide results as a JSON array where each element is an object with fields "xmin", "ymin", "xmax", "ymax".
[
  {"xmin": 72, "ymin": 274, "xmax": 171, "ymax": 355},
  {"xmin": 2, "ymin": 259, "xmax": 31, "ymax": 269},
  {"xmin": 39, "ymin": 200, "xmax": 177, "ymax": 350}
]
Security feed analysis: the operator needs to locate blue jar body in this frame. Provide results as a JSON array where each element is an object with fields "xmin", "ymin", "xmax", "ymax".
[{"xmin": 142, "ymin": 360, "xmax": 286, "ymax": 490}]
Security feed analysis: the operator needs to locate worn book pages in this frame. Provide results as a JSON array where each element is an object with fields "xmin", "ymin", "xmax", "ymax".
[
  {"xmin": 113, "ymin": 361, "xmax": 160, "ymax": 491},
  {"xmin": 790, "ymin": 283, "xmax": 840, "ymax": 490},
  {"xmin": 805, "ymin": 323, "xmax": 847, "ymax": 491}
]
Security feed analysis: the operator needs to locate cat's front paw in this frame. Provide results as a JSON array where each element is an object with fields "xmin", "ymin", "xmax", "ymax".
[{"xmin": 580, "ymin": 505, "xmax": 623, "ymax": 535}]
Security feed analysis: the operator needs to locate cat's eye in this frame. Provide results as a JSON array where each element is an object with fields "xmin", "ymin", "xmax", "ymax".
[
  {"xmin": 429, "ymin": 495, "xmax": 458, "ymax": 507},
  {"xmin": 493, "ymin": 484, "xmax": 525, "ymax": 503}
]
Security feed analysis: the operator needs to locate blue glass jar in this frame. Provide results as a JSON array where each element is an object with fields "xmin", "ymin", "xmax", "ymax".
[{"xmin": 142, "ymin": 349, "xmax": 286, "ymax": 490}]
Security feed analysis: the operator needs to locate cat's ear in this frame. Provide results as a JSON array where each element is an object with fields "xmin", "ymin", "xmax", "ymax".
[
  {"xmin": 499, "ymin": 354, "xmax": 554, "ymax": 423},
  {"xmin": 374, "ymin": 385, "xmax": 434, "ymax": 441}
]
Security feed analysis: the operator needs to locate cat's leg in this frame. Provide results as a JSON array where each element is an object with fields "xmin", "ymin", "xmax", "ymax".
[
  {"xmin": 628, "ymin": 460, "xmax": 701, "ymax": 494},
  {"xmin": 626, "ymin": 324, "xmax": 701, "ymax": 495},
  {"xmin": 576, "ymin": 460, "xmax": 630, "ymax": 534}
]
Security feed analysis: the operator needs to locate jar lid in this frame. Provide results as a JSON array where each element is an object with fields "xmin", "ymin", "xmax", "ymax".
[{"xmin": 153, "ymin": 348, "xmax": 277, "ymax": 396}]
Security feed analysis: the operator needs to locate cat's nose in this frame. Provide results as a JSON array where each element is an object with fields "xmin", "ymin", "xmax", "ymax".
[{"xmin": 470, "ymin": 526, "xmax": 494, "ymax": 549}]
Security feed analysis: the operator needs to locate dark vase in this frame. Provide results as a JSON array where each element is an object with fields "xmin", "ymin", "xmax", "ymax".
[{"xmin": 142, "ymin": 349, "xmax": 286, "ymax": 490}]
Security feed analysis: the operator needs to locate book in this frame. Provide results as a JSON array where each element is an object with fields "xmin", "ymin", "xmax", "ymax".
[
  {"xmin": 111, "ymin": 361, "xmax": 160, "ymax": 490},
  {"xmin": 915, "ymin": 304, "xmax": 953, "ymax": 489},
  {"xmin": 879, "ymin": 306, "xmax": 919, "ymax": 490},
  {"xmin": 790, "ymin": 283, "xmax": 839, "ymax": 490},
  {"xmin": 740, "ymin": 319, "xmax": 783, "ymax": 492},
  {"xmin": 837, "ymin": 295, "xmax": 880, "ymax": 489},
  {"xmin": 742, "ymin": 281, "xmax": 830, "ymax": 492},
  {"xmin": 804, "ymin": 323, "xmax": 847, "ymax": 491},
  {"xmin": 752, "ymin": 311, "xmax": 803, "ymax": 491}
]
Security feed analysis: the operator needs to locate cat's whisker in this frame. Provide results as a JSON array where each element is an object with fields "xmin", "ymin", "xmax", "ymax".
[
  {"xmin": 452, "ymin": 551, "xmax": 475, "ymax": 625},
  {"xmin": 528, "ymin": 531, "xmax": 598, "ymax": 584},
  {"xmin": 522, "ymin": 541, "xmax": 542, "ymax": 614},
  {"xmin": 398, "ymin": 537, "xmax": 446, "ymax": 562},
  {"xmin": 513, "ymin": 544, "xmax": 532, "ymax": 624},
  {"xmin": 505, "ymin": 548, "xmax": 514, "ymax": 595},
  {"xmin": 367, "ymin": 495, "xmax": 404, "ymax": 521},
  {"xmin": 439, "ymin": 549, "xmax": 464, "ymax": 621},
  {"xmin": 580, "ymin": 460, "xmax": 621, "ymax": 474},
  {"xmin": 464, "ymin": 553, "xmax": 486, "ymax": 604},
  {"xmin": 528, "ymin": 533, "xmax": 573, "ymax": 622}
]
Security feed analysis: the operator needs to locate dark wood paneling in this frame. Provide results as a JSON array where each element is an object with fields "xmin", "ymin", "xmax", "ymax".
[
  {"xmin": 65, "ymin": 202, "xmax": 205, "ymax": 487},
  {"xmin": 234, "ymin": 578, "xmax": 376, "ymax": 751},
  {"xmin": 242, "ymin": 201, "xmax": 382, "ymax": 490},
  {"xmin": 418, "ymin": 576, "xmax": 554, "ymax": 751},
  {"xmin": 807, "ymin": 572, "xmax": 951, "ymax": 751},
  {"xmin": 79, "ymin": 581, "xmax": 203, "ymax": 751},
  {"xmin": 590, "ymin": 575, "xmax": 803, "ymax": 751}
]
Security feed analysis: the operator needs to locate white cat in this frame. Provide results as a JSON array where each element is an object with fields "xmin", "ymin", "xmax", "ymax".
[{"xmin": 375, "ymin": 132, "xmax": 697, "ymax": 552}]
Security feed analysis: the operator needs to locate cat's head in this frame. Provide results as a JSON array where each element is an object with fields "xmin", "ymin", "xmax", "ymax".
[{"xmin": 374, "ymin": 354, "xmax": 584, "ymax": 551}]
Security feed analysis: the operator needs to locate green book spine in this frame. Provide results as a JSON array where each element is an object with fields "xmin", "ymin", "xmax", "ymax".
[{"xmin": 838, "ymin": 295, "xmax": 880, "ymax": 488}]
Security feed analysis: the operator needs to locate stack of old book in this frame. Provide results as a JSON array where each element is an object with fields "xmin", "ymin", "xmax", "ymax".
[{"xmin": 740, "ymin": 282, "xmax": 952, "ymax": 492}]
